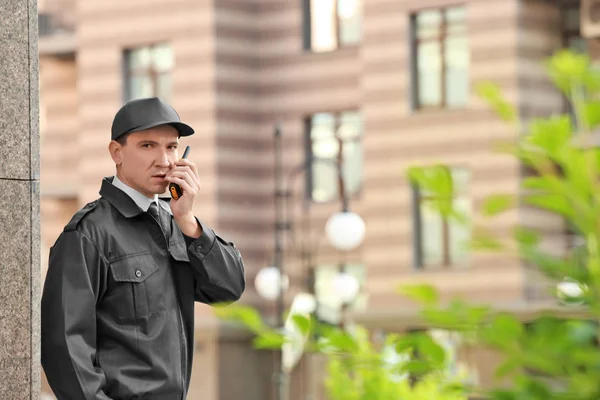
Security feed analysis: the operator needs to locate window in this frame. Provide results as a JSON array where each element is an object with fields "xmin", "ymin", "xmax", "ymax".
[
  {"xmin": 411, "ymin": 7, "xmax": 469, "ymax": 109},
  {"xmin": 561, "ymin": 5, "xmax": 587, "ymax": 118},
  {"xmin": 413, "ymin": 168, "xmax": 471, "ymax": 268},
  {"xmin": 304, "ymin": 0, "xmax": 362, "ymax": 52},
  {"xmin": 562, "ymin": 5, "xmax": 586, "ymax": 53},
  {"xmin": 124, "ymin": 43, "xmax": 173, "ymax": 102},
  {"xmin": 307, "ymin": 111, "xmax": 363, "ymax": 202}
]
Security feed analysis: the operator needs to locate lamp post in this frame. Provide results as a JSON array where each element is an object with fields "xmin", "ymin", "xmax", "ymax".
[{"xmin": 254, "ymin": 123, "xmax": 365, "ymax": 400}]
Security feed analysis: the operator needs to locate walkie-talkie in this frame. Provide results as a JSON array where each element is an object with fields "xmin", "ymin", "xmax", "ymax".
[{"xmin": 169, "ymin": 145, "xmax": 191, "ymax": 200}]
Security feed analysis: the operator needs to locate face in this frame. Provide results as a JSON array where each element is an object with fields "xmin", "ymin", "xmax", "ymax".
[{"xmin": 109, "ymin": 125, "xmax": 180, "ymax": 198}]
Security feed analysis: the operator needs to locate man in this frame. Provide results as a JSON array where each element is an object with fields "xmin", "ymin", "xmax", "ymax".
[{"xmin": 41, "ymin": 97, "xmax": 246, "ymax": 400}]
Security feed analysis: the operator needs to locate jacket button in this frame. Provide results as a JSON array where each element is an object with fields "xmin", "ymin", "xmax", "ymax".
[
  {"xmin": 196, "ymin": 245, "xmax": 202, "ymax": 252},
  {"xmin": 135, "ymin": 269, "xmax": 142, "ymax": 278}
]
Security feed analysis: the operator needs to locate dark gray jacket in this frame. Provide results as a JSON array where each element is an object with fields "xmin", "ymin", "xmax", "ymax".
[{"xmin": 41, "ymin": 177, "xmax": 246, "ymax": 400}]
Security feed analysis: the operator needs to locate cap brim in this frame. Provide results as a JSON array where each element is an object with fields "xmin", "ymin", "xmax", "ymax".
[{"xmin": 127, "ymin": 121, "xmax": 195, "ymax": 137}]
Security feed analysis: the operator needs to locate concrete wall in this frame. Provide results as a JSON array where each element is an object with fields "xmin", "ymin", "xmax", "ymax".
[{"xmin": 0, "ymin": 0, "xmax": 40, "ymax": 398}]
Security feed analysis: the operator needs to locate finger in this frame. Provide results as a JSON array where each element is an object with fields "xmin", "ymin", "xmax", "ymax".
[
  {"xmin": 166, "ymin": 176, "xmax": 196, "ymax": 196},
  {"xmin": 172, "ymin": 164, "xmax": 201, "ymax": 188},
  {"xmin": 167, "ymin": 170, "xmax": 201, "ymax": 195},
  {"xmin": 175, "ymin": 159, "xmax": 199, "ymax": 178},
  {"xmin": 168, "ymin": 170, "xmax": 198, "ymax": 190}
]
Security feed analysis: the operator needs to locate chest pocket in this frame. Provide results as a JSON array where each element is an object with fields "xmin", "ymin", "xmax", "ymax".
[{"xmin": 108, "ymin": 252, "xmax": 165, "ymax": 321}]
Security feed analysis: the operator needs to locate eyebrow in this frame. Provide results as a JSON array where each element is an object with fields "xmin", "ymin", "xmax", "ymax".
[{"xmin": 138, "ymin": 140, "xmax": 179, "ymax": 146}]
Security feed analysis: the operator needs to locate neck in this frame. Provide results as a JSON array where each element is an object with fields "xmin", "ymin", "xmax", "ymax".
[{"xmin": 115, "ymin": 172, "xmax": 155, "ymax": 199}]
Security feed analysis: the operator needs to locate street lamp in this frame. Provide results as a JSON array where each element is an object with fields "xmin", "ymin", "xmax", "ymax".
[
  {"xmin": 325, "ymin": 211, "xmax": 366, "ymax": 252},
  {"xmin": 255, "ymin": 123, "xmax": 365, "ymax": 400},
  {"xmin": 255, "ymin": 266, "xmax": 289, "ymax": 301},
  {"xmin": 332, "ymin": 271, "xmax": 361, "ymax": 304},
  {"xmin": 556, "ymin": 277, "xmax": 587, "ymax": 306}
]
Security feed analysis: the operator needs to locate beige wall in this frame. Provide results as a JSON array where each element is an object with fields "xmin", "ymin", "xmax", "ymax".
[
  {"xmin": 39, "ymin": 56, "xmax": 79, "ymax": 198},
  {"xmin": 518, "ymin": 0, "xmax": 570, "ymax": 301},
  {"xmin": 250, "ymin": 0, "xmax": 526, "ymax": 315},
  {"xmin": 39, "ymin": 0, "xmax": 578, "ymax": 398}
]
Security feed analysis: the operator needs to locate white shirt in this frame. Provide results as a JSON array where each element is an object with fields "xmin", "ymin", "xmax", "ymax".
[{"xmin": 112, "ymin": 175, "xmax": 172, "ymax": 215}]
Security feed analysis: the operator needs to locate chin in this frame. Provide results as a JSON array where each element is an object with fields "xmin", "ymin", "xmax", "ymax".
[{"xmin": 151, "ymin": 183, "xmax": 169, "ymax": 193}]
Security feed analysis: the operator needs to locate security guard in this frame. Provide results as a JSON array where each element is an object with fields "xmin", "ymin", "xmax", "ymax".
[{"xmin": 41, "ymin": 97, "xmax": 246, "ymax": 400}]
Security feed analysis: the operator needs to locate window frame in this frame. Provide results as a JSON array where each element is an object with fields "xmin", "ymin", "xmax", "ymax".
[
  {"xmin": 123, "ymin": 42, "xmax": 172, "ymax": 102},
  {"xmin": 410, "ymin": 5, "xmax": 468, "ymax": 110},
  {"xmin": 560, "ymin": 4, "xmax": 586, "ymax": 117},
  {"xmin": 412, "ymin": 166, "xmax": 470, "ymax": 269},
  {"xmin": 303, "ymin": 0, "xmax": 362, "ymax": 52},
  {"xmin": 305, "ymin": 110, "xmax": 363, "ymax": 203},
  {"xmin": 561, "ymin": 3, "xmax": 584, "ymax": 50}
]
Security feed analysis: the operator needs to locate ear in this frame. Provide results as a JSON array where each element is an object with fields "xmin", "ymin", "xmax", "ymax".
[{"xmin": 108, "ymin": 140, "xmax": 123, "ymax": 166}]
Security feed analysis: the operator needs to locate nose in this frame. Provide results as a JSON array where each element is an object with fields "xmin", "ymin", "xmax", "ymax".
[{"xmin": 156, "ymin": 149, "xmax": 170, "ymax": 167}]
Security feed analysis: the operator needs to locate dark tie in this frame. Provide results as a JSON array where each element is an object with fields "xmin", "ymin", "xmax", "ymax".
[
  {"xmin": 147, "ymin": 201, "xmax": 160, "ymax": 222},
  {"xmin": 148, "ymin": 201, "xmax": 171, "ymax": 241}
]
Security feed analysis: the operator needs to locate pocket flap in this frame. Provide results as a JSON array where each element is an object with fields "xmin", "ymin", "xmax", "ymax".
[
  {"xmin": 169, "ymin": 242, "xmax": 189, "ymax": 263},
  {"xmin": 109, "ymin": 252, "xmax": 160, "ymax": 283}
]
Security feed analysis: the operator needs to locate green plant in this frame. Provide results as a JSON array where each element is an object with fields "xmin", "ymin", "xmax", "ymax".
[
  {"xmin": 405, "ymin": 49, "xmax": 600, "ymax": 400},
  {"xmin": 216, "ymin": 303, "xmax": 469, "ymax": 400},
  {"xmin": 218, "ymin": 49, "xmax": 600, "ymax": 399}
]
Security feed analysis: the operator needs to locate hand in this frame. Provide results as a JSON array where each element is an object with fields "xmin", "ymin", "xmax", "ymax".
[{"xmin": 165, "ymin": 158, "xmax": 202, "ymax": 237}]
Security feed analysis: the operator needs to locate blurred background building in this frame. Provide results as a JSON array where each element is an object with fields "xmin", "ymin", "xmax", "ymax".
[{"xmin": 37, "ymin": 0, "xmax": 594, "ymax": 398}]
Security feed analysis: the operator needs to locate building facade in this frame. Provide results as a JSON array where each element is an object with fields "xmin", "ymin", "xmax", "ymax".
[{"xmin": 38, "ymin": 0, "xmax": 587, "ymax": 398}]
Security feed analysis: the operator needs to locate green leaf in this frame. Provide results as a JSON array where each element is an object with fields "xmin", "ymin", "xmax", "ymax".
[
  {"xmin": 467, "ymin": 305, "xmax": 492, "ymax": 326},
  {"xmin": 475, "ymin": 81, "xmax": 517, "ymax": 122},
  {"xmin": 582, "ymin": 101, "xmax": 600, "ymax": 129},
  {"xmin": 495, "ymin": 356, "xmax": 522, "ymax": 378},
  {"xmin": 394, "ymin": 336, "xmax": 416, "ymax": 353},
  {"xmin": 513, "ymin": 227, "xmax": 541, "ymax": 247},
  {"xmin": 253, "ymin": 331, "xmax": 286, "ymax": 349},
  {"xmin": 489, "ymin": 389, "xmax": 518, "ymax": 400},
  {"xmin": 569, "ymin": 373, "xmax": 600, "ymax": 398},
  {"xmin": 563, "ymin": 151, "xmax": 595, "ymax": 203},
  {"xmin": 469, "ymin": 226, "xmax": 505, "ymax": 252},
  {"xmin": 417, "ymin": 334, "xmax": 446, "ymax": 366},
  {"xmin": 291, "ymin": 314, "xmax": 311, "ymax": 336},
  {"xmin": 521, "ymin": 249, "xmax": 571, "ymax": 281},
  {"xmin": 397, "ymin": 284, "xmax": 439, "ymax": 305},
  {"xmin": 524, "ymin": 193, "xmax": 574, "ymax": 218},
  {"xmin": 469, "ymin": 235, "xmax": 505, "ymax": 252},
  {"xmin": 522, "ymin": 379, "xmax": 553, "ymax": 399},
  {"xmin": 479, "ymin": 314, "xmax": 523, "ymax": 351},
  {"xmin": 320, "ymin": 330, "xmax": 359, "ymax": 354},
  {"xmin": 411, "ymin": 165, "xmax": 452, "ymax": 191},
  {"xmin": 525, "ymin": 115, "xmax": 572, "ymax": 161},
  {"xmin": 546, "ymin": 50, "xmax": 591, "ymax": 94},
  {"xmin": 401, "ymin": 360, "xmax": 433, "ymax": 376},
  {"xmin": 567, "ymin": 320, "xmax": 597, "ymax": 346},
  {"xmin": 421, "ymin": 309, "xmax": 465, "ymax": 330},
  {"xmin": 490, "ymin": 314, "xmax": 523, "ymax": 342},
  {"xmin": 214, "ymin": 305, "xmax": 265, "ymax": 333},
  {"xmin": 521, "ymin": 175, "xmax": 563, "ymax": 193},
  {"xmin": 481, "ymin": 194, "xmax": 515, "ymax": 216}
]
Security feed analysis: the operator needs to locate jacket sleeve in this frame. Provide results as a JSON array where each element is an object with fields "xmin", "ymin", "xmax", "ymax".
[
  {"xmin": 41, "ymin": 230, "xmax": 112, "ymax": 400},
  {"xmin": 184, "ymin": 218, "xmax": 246, "ymax": 304}
]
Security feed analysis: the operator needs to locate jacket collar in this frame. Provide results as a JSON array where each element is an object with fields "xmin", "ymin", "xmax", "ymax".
[
  {"xmin": 100, "ymin": 176, "xmax": 174, "ymax": 218},
  {"xmin": 100, "ymin": 176, "xmax": 145, "ymax": 218}
]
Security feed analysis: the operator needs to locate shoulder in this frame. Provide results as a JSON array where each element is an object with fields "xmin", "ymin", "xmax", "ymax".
[{"xmin": 64, "ymin": 200, "xmax": 101, "ymax": 232}]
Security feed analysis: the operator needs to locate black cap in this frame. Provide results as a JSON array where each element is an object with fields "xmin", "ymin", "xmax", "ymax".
[{"xmin": 111, "ymin": 97, "xmax": 195, "ymax": 141}]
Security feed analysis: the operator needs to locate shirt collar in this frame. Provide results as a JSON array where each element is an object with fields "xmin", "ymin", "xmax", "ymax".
[
  {"xmin": 112, "ymin": 175, "xmax": 158, "ymax": 212},
  {"xmin": 100, "ymin": 176, "xmax": 172, "ymax": 217}
]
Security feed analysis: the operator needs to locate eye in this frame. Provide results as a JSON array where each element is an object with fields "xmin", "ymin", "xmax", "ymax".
[{"xmin": 141, "ymin": 143, "xmax": 152, "ymax": 148}]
